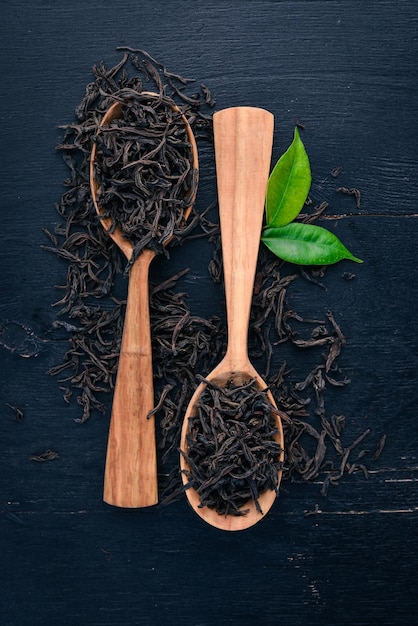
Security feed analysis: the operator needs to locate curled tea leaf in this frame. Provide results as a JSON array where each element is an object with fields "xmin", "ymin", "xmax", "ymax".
[
  {"xmin": 266, "ymin": 127, "xmax": 311, "ymax": 227},
  {"xmin": 261, "ymin": 222, "xmax": 363, "ymax": 266}
]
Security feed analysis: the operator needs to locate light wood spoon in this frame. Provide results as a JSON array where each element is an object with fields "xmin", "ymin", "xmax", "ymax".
[
  {"xmin": 90, "ymin": 94, "xmax": 198, "ymax": 508},
  {"xmin": 180, "ymin": 106, "xmax": 284, "ymax": 530}
]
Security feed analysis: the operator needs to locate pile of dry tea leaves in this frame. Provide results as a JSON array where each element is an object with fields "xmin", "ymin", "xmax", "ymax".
[
  {"xmin": 91, "ymin": 92, "xmax": 198, "ymax": 267},
  {"xmin": 181, "ymin": 377, "xmax": 283, "ymax": 516},
  {"xmin": 45, "ymin": 48, "xmax": 385, "ymax": 508}
]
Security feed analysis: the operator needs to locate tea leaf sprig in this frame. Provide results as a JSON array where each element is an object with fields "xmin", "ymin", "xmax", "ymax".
[{"xmin": 261, "ymin": 128, "xmax": 363, "ymax": 265}]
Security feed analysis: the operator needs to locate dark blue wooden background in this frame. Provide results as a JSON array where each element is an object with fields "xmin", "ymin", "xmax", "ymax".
[{"xmin": 1, "ymin": 1, "xmax": 417, "ymax": 624}]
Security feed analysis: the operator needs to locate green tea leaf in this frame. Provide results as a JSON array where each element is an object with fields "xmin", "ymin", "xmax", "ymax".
[
  {"xmin": 261, "ymin": 222, "xmax": 363, "ymax": 265},
  {"xmin": 266, "ymin": 127, "xmax": 311, "ymax": 227}
]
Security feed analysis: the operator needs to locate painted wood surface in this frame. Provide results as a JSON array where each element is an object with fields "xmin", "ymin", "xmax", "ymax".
[{"xmin": 1, "ymin": 1, "xmax": 417, "ymax": 624}]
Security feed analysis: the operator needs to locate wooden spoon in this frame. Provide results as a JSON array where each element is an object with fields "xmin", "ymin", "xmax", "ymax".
[
  {"xmin": 179, "ymin": 106, "xmax": 284, "ymax": 530},
  {"xmin": 90, "ymin": 94, "xmax": 198, "ymax": 508}
]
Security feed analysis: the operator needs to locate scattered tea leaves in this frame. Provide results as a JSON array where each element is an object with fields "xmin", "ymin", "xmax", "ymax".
[
  {"xmin": 6, "ymin": 403, "xmax": 24, "ymax": 422},
  {"xmin": 337, "ymin": 186, "xmax": 362, "ymax": 208},
  {"xmin": 29, "ymin": 449, "xmax": 59, "ymax": 462}
]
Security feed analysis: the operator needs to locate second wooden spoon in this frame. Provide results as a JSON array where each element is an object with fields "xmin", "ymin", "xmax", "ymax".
[
  {"xmin": 90, "ymin": 94, "xmax": 198, "ymax": 508},
  {"xmin": 180, "ymin": 106, "xmax": 284, "ymax": 531}
]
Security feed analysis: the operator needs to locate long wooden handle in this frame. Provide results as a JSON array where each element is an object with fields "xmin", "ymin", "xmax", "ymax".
[
  {"xmin": 103, "ymin": 249, "xmax": 158, "ymax": 508},
  {"xmin": 213, "ymin": 107, "xmax": 274, "ymax": 368}
]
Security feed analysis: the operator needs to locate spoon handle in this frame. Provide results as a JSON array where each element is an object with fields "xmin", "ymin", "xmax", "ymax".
[
  {"xmin": 213, "ymin": 107, "xmax": 274, "ymax": 369},
  {"xmin": 103, "ymin": 249, "xmax": 158, "ymax": 508}
]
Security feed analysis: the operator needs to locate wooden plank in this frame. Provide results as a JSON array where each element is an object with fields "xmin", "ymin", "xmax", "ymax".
[{"xmin": 1, "ymin": 0, "xmax": 418, "ymax": 624}]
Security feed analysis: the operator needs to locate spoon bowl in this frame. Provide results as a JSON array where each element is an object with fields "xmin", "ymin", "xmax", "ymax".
[
  {"xmin": 179, "ymin": 107, "xmax": 284, "ymax": 531},
  {"xmin": 90, "ymin": 92, "xmax": 198, "ymax": 508}
]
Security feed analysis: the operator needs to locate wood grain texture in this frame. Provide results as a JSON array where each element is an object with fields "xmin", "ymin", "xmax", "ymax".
[
  {"xmin": 102, "ymin": 250, "xmax": 158, "ymax": 508},
  {"xmin": 1, "ymin": 0, "xmax": 418, "ymax": 624},
  {"xmin": 212, "ymin": 107, "xmax": 274, "ymax": 370}
]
